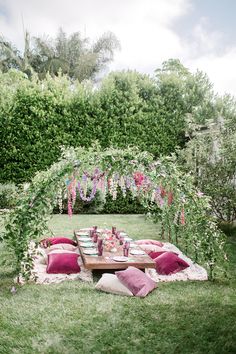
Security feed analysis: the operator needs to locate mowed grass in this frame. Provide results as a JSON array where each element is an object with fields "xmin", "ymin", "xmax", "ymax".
[{"xmin": 0, "ymin": 214, "xmax": 236, "ymax": 354}]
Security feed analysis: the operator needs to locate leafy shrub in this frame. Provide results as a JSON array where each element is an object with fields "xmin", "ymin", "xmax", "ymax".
[
  {"xmin": 0, "ymin": 68, "xmax": 193, "ymax": 185},
  {"xmin": 179, "ymin": 95, "xmax": 236, "ymax": 223},
  {"xmin": 102, "ymin": 187, "xmax": 146, "ymax": 214},
  {"xmin": 0, "ymin": 183, "xmax": 18, "ymax": 209}
]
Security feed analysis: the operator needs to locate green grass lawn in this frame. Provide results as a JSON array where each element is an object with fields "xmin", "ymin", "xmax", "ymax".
[{"xmin": 0, "ymin": 214, "xmax": 236, "ymax": 354}]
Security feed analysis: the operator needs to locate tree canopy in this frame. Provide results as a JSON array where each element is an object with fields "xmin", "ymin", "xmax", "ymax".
[{"xmin": 0, "ymin": 29, "xmax": 120, "ymax": 81}]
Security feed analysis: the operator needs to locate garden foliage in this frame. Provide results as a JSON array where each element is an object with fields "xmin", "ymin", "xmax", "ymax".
[
  {"xmin": 0, "ymin": 29, "xmax": 120, "ymax": 81},
  {"xmin": 0, "ymin": 183, "xmax": 18, "ymax": 209},
  {"xmin": 0, "ymin": 60, "xmax": 235, "ymax": 219},
  {"xmin": 2, "ymin": 145, "xmax": 226, "ymax": 280},
  {"xmin": 179, "ymin": 95, "xmax": 236, "ymax": 223},
  {"xmin": 0, "ymin": 62, "xmax": 213, "ymax": 184}
]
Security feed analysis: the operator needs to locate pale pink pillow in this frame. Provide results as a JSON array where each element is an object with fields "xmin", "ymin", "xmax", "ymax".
[
  {"xmin": 95, "ymin": 274, "xmax": 133, "ymax": 296},
  {"xmin": 41, "ymin": 249, "xmax": 79, "ymax": 264},
  {"xmin": 136, "ymin": 239, "xmax": 163, "ymax": 247},
  {"xmin": 138, "ymin": 244, "xmax": 164, "ymax": 254},
  {"xmin": 48, "ymin": 249, "xmax": 79, "ymax": 255},
  {"xmin": 45, "ymin": 243, "xmax": 78, "ymax": 253},
  {"xmin": 115, "ymin": 266, "xmax": 156, "ymax": 297}
]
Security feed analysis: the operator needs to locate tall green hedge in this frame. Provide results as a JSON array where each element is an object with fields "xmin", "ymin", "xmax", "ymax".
[
  {"xmin": 103, "ymin": 187, "xmax": 146, "ymax": 214},
  {"xmin": 0, "ymin": 64, "xmax": 213, "ymax": 185}
]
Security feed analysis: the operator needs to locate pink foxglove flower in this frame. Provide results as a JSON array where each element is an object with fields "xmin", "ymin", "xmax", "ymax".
[
  {"xmin": 71, "ymin": 186, "xmax": 76, "ymax": 204},
  {"xmin": 160, "ymin": 186, "xmax": 166, "ymax": 198},
  {"xmin": 159, "ymin": 197, "xmax": 164, "ymax": 207},
  {"xmin": 133, "ymin": 172, "xmax": 145, "ymax": 187},
  {"xmin": 68, "ymin": 199, "xmax": 73, "ymax": 217},
  {"xmin": 168, "ymin": 191, "xmax": 173, "ymax": 206}
]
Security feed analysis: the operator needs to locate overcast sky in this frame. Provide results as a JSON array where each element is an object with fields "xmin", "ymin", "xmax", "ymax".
[{"xmin": 1, "ymin": 0, "xmax": 236, "ymax": 96}]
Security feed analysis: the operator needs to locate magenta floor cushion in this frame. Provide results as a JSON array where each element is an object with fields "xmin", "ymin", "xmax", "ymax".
[
  {"xmin": 148, "ymin": 251, "xmax": 167, "ymax": 259},
  {"xmin": 115, "ymin": 266, "xmax": 156, "ymax": 297},
  {"xmin": 42, "ymin": 237, "xmax": 77, "ymax": 247},
  {"xmin": 154, "ymin": 252, "xmax": 189, "ymax": 275},
  {"xmin": 46, "ymin": 252, "xmax": 81, "ymax": 274}
]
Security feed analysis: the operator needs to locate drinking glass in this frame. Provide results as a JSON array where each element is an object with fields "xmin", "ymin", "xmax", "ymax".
[
  {"xmin": 93, "ymin": 232, "xmax": 98, "ymax": 243},
  {"xmin": 123, "ymin": 241, "xmax": 130, "ymax": 257},
  {"xmin": 97, "ymin": 238, "xmax": 103, "ymax": 256}
]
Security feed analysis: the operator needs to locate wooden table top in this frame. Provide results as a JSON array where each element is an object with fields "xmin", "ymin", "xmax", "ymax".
[{"xmin": 74, "ymin": 230, "xmax": 155, "ymax": 270}]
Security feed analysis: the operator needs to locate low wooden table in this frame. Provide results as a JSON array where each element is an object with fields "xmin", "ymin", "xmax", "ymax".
[{"xmin": 74, "ymin": 230, "xmax": 155, "ymax": 271}]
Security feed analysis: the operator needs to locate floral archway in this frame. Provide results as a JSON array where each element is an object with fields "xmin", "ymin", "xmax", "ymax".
[{"xmin": 3, "ymin": 145, "xmax": 226, "ymax": 279}]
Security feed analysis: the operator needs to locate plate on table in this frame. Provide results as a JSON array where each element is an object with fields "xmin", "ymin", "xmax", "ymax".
[
  {"xmin": 124, "ymin": 237, "xmax": 133, "ymax": 242},
  {"xmin": 113, "ymin": 256, "xmax": 129, "ymax": 262},
  {"xmin": 77, "ymin": 237, "xmax": 91, "ymax": 242},
  {"xmin": 76, "ymin": 232, "xmax": 89, "ymax": 236},
  {"xmin": 119, "ymin": 232, "xmax": 127, "ymax": 236},
  {"xmin": 130, "ymin": 249, "xmax": 146, "ymax": 256},
  {"xmin": 83, "ymin": 249, "xmax": 98, "ymax": 255},
  {"xmin": 130, "ymin": 243, "xmax": 138, "ymax": 248},
  {"xmin": 80, "ymin": 242, "xmax": 95, "ymax": 248}
]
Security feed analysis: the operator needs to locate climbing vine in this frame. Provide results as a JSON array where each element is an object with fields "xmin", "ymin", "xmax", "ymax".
[{"xmin": 2, "ymin": 145, "xmax": 227, "ymax": 280}]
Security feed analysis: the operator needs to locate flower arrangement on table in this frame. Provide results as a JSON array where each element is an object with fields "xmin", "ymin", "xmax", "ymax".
[{"xmin": 100, "ymin": 230, "xmax": 118, "ymax": 253}]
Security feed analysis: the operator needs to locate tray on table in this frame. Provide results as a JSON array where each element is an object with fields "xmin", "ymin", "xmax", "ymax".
[{"xmin": 74, "ymin": 230, "xmax": 155, "ymax": 270}]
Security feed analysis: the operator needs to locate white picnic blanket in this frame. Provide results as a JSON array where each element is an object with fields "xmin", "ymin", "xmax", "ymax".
[
  {"xmin": 28, "ymin": 246, "xmax": 93, "ymax": 285},
  {"xmin": 17, "ymin": 242, "xmax": 207, "ymax": 285},
  {"xmin": 145, "ymin": 242, "xmax": 208, "ymax": 282}
]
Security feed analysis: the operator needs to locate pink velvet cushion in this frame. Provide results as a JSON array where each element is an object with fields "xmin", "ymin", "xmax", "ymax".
[
  {"xmin": 115, "ymin": 266, "xmax": 156, "ymax": 297},
  {"xmin": 42, "ymin": 237, "xmax": 77, "ymax": 247},
  {"xmin": 148, "ymin": 250, "xmax": 178, "ymax": 259},
  {"xmin": 148, "ymin": 251, "xmax": 167, "ymax": 259},
  {"xmin": 154, "ymin": 252, "xmax": 189, "ymax": 275},
  {"xmin": 46, "ymin": 252, "xmax": 81, "ymax": 274},
  {"xmin": 136, "ymin": 239, "xmax": 163, "ymax": 247}
]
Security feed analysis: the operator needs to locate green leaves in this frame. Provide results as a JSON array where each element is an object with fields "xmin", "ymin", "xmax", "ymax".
[
  {"xmin": 0, "ymin": 69, "xmax": 190, "ymax": 184},
  {"xmin": 1, "ymin": 144, "xmax": 227, "ymax": 280}
]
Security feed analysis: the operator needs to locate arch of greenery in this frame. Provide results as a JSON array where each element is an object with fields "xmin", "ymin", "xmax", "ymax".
[{"xmin": 3, "ymin": 145, "xmax": 226, "ymax": 280}]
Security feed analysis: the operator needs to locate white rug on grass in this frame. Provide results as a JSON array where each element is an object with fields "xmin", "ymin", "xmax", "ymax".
[
  {"xmin": 31, "ymin": 247, "xmax": 93, "ymax": 285},
  {"xmin": 145, "ymin": 242, "xmax": 208, "ymax": 283}
]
